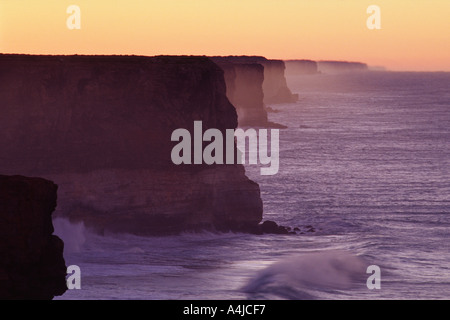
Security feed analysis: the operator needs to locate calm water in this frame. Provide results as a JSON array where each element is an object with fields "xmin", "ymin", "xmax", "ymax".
[{"xmin": 56, "ymin": 72, "xmax": 450, "ymax": 300}]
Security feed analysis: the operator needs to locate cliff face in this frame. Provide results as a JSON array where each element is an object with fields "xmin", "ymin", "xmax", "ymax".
[
  {"xmin": 212, "ymin": 56, "xmax": 297, "ymax": 106},
  {"xmin": 0, "ymin": 175, "xmax": 67, "ymax": 300},
  {"xmin": 261, "ymin": 59, "xmax": 299, "ymax": 105},
  {"xmin": 0, "ymin": 54, "xmax": 263, "ymax": 235},
  {"xmin": 284, "ymin": 60, "xmax": 319, "ymax": 75},
  {"xmin": 317, "ymin": 61, "xmax": 368, "ymax": 74},
  {"xmin": 211, "ymin": 60, "xmax": 268, "ymax": 127}
]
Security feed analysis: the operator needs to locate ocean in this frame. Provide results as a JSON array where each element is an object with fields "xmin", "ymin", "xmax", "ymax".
[{"xmin": 55, "ymin": 71, "xmax": 450, "ymax": 300}]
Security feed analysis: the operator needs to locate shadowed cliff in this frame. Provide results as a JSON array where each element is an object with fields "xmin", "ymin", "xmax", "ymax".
[
  {"xmin": 285, "ymin": 60, "xmax": 319, "ymax": 75},
  {"xmin": 0, "ymin": 175, "xmax": 67, "ymax": 300},
  {"xmin": 212, "ymin": 56, "xmax": 298, "ymax": 106},
  {"xmin": 261, "ymin": 59, "xmax": 298, "ymax": 105},
  {"xmin": 285, "ymin": 60, "xmax": 369, "ymax": 76},
  {"xmin": 317, "ymin": 61, "xmax": 368, "ymax": 74},
  {"xmin": 211, "ymin": 59, "xmax": 286, "ymax": 128},
  {"xmin": 0, "ymin": 54, "xmax": 263, "ymax": 235}
]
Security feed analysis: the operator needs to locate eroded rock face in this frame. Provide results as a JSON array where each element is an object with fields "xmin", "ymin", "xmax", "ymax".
[
  {"xmin": 52, "ymin": 166, "xmax": 262, "ymax": 235},
  {"xmin": 0, "ymin": 175, "xmax": 67, "ymax": 300},
  {"xmin": 317, "ymin": 61, "xmax": 368, "ymax": 74},
  {"xmin": 261, "ymin": 59, "xmax": 298, "ymax": 105},
  {"xmin": 212, "ymin": 56, "xmax": 297, "ymax": 107},
  {"xmin": 0, "ymin": 54, "xmax": 263, "ymax": 235},
  {"xmin": 284, "ymin": 60, "xmax": 319, "ymax": 75},
  {"xmin": 212, "ymin": 60, "xmax": 268, "ymax": 127}
]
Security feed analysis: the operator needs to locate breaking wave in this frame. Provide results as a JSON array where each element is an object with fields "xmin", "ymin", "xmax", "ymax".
[
  {"xmin": 243, "ymin": 250, "xmax": 367, "ymax": 299},
  {"xmin": 53, "ymin": 218, "xmax": 87, "ymax": 255}
]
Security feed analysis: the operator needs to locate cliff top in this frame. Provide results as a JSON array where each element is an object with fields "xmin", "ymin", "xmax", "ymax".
[{"xmin": 210, "ymin": 56, "xmax": 285, "ymax": 65}]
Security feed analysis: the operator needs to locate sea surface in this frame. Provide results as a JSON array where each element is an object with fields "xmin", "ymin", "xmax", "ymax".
[{"xmin": 56, "ymin": 71, "xmax": 450, "ymax": 300}]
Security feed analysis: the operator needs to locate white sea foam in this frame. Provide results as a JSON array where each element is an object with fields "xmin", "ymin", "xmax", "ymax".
[
  {"xmin": 53, "ymin": 218, "xmax": 87, "ymax": 254},
  {"xmin": 243, "ymin": 250, "xmax": 367, "ymax": 299}
]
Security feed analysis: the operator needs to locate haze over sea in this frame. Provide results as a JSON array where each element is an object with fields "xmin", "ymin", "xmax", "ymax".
[{"xmin": 56, "ymin": 71, "xmax": 450, "ymax": 300}]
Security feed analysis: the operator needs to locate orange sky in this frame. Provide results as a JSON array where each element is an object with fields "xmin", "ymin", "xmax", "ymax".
[{"xmin": 0, "ymin": 0, "xmax": 449, "ymax": 71}]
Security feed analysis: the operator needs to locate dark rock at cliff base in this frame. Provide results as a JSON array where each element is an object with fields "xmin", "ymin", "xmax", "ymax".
[
  {"xmin": 0, "ymin": 175, "xmax": 67, "ymax": 300},
  {"xmin": 260, "ymin": 220, "xmax": 290, "ymax": 235},
  {"xmin": 216, "ymin": 220, "xmax": 290, "ymax": 235},
  {"xmin": 0, "ymin": 54, "xmax": 263, "ymax": 235},
  {"xmin": 264, "ymin": 121, "xmax": 288, "ymax": 129}
]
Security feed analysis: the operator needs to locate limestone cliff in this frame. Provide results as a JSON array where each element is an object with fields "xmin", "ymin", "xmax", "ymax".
[
  {"xmin": 0, "ymin": 54, "xmax": 263, "ymax": 235},
  {"xmin": 211, "ymin": 59, "xmax": 268, "ymax": 127},
  {"xmin": 284, "ymin": 60, "xmax": 318, "ymax": 75},
  {"xmin": 261, "ymin": 59, "xmax": 298, "ymax": 104},
  {"xmin": 211, "ymin": 56, "xmax": 297, "ymax": 106},
  {"xmin": 317, "ymin": 61, "xmax": 369, "ymax": 74},
  {"xmin": 0, "ymin": 175, "xmax": 67, "ymax": 299}
]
